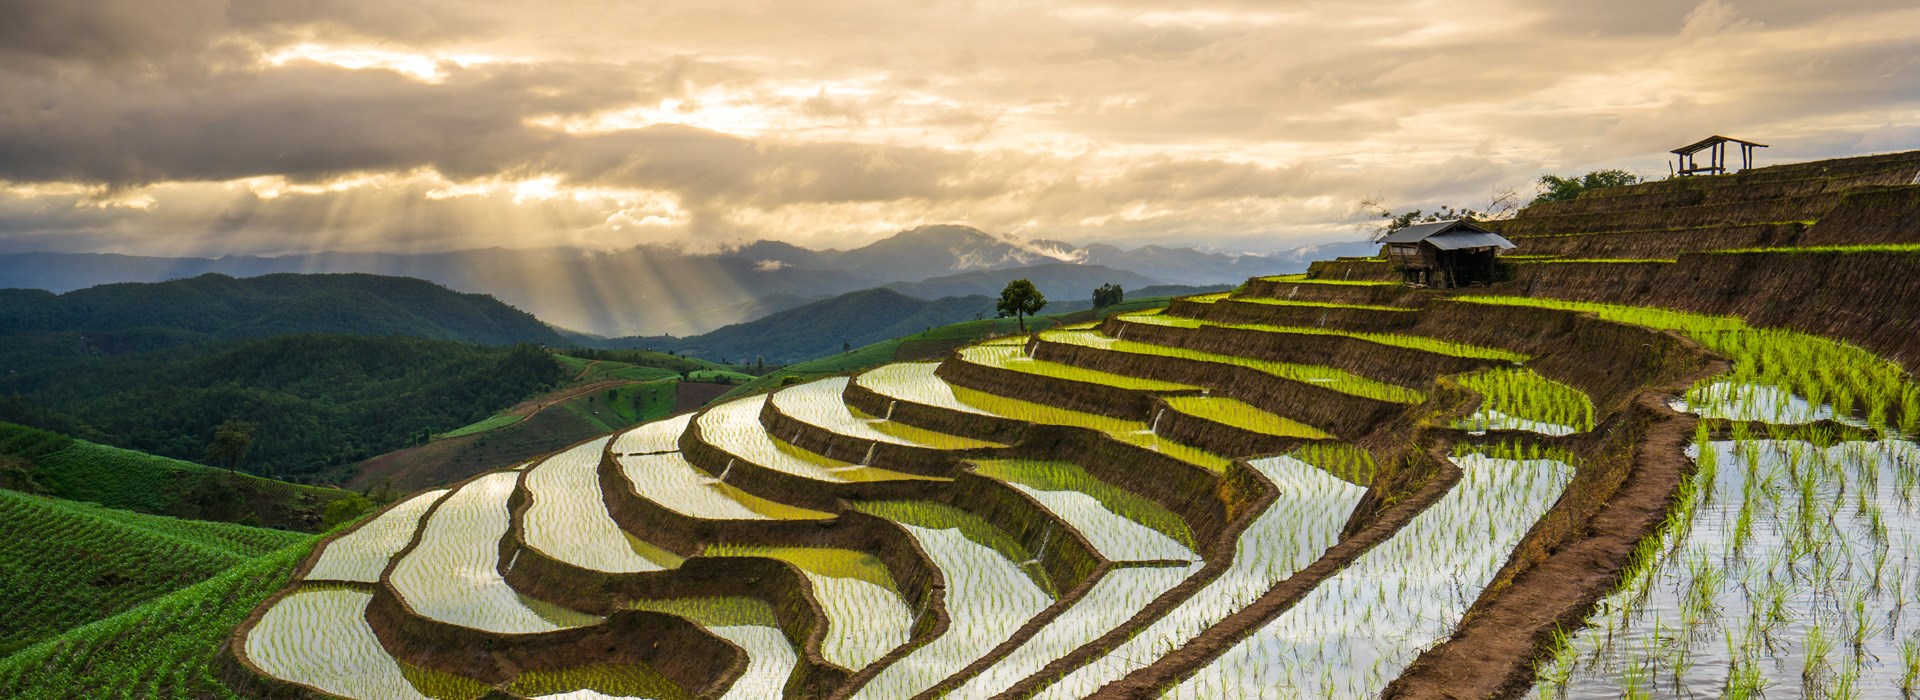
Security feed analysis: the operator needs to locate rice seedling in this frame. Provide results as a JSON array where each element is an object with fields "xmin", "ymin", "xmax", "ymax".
[
  {"xmin": 245, "ymin": 585, "xmax": 487, "ymax": 700},
  {"xmin": 626, "ymin": 597, "xmax": 798, "ymax": 700},
  {"xmin": 1041, "ymin": 329, "xmax": 1426, "ymax": 404},
  {"xmin": 1160, "ymin": 395, "xmax": 1331, "ymax": 440},
  {"xmin": 1169, "ymin": 452, "xmax": 1573, "ymax": 697},
  {"xmin": 947, "ymin": 384, "xmax": 1234, "ymax": 473},
  {"xmin": 389, "ymin": 471, "xmax": 603, "ymax": 633},
  {"xmin": 1290, "ymin": 441, "xmax": 1377, "ymax": 485},
  {"xmin": 1029, "ymin": 456, "xmax": 1365, "ymax": 699},
  {"xmin": 506, "ymin": 663, "xmax": 694, "ymax": 700},
  {"xmin": 772, "ymin": 377, "xmax": 1000, "ymax": 450},
  {"xmin": 612, "ymin": 414, "xmax": 693, "ymax": 455},
  {"xmin": 1544, "ymin": 438, "xmax": 1920, "ymax": 695},
  {"xmin": 695, "ymin": 395, "xmax": 933, "ymax": 484},
  {"xmin": 303, "ymin": 489, "xmax": 448, "ymax": 584},
  {"xmin": 958, "ymin": 344, "xmax": 1198, "ymax": 393},
  {"xmin": 1459, "ymin": 296, "xmax": 1919, "ymax": 431},
  {"xmin": 854, "ymin": 362, "xmax": 998, "ymax": 417},
  {"xmin": 617, "ymin": 450, "xmax": 831, "ymax": 521},
  {"xmin": 974, "ymin": 459, "xmax": 1197, "ymax": 553},
  {"xmin": 522, "ymin": 437, "xmax": 681, "ymax": 574},
  {"xmin": 1187, "ymin": 294, "xmax": 1411, "ymax": 312},
  {"xmin": 1119, "ymin": 310, "xmax": 1528, "ymax": 362},
  {"xmin": 848, "ymin": 522, "xmax": 1053, "ymax": 699},
  {"xmin": 1253, "ymin": 273, "xmax": 1398, "ymax": 286},
  {"xmin": 948, "ymin": 564, "xmax": 1198, "ymax": 698},
  {"xmin": 1454, "ymin": 367, "xmax": 1597, "ymax": 435},
  {"xmin": 972, "ymin": 459, "xmax": 1196, "ymax": 562},
  {"xmin": 703, "ymin": 545, "xmax": 913, "ymax": 671}
]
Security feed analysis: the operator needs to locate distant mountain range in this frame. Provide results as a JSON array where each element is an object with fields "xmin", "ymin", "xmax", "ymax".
[{"xmin": 0, "ymin": 225, "xmax": 1377, "ymax": 336}]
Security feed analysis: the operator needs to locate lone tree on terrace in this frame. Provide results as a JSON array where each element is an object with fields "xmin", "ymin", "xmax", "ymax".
[
  {"xmin": 1092, "ymin": 283, "xmax": 1124, "ymax": 310},
  {"xmin": 997, "ymin": 279, "xmax": 1047, "ymax": 333}
]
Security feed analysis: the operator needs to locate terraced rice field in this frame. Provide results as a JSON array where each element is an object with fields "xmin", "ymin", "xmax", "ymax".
[{"xmin": 232, "ymin": 155, "xmax": 1920, "ymax": 700}]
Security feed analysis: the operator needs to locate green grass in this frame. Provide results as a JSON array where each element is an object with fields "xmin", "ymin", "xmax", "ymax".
[
  {"xmin": 0, "ymin": 539, "xmax": 315, "ymax": 699},
  {"xmin": 851, "ymin": 500, "xmax": 1051, "ymax": 594},
  {"xmin": 1706, "ymin": 243, "xmax": 1920, "ymax": 255},
  {"xmin": 1160, "ymin": 396, "xmax": 1331, "ymax": 440},
  {"xmin": 971, "ymin": 459, "xmax": 1198, "ymax": 551},
  {"xmin": 1121, "ymin": 311, "xmax": 1527, "ymax": 361},
  {"xmin": 435, "ymin": 412, "xmax": 524, "ymax": 439},
  {"xmin": 555, "ymin": 354, "xmax": 686, "ymax": 383},
  {"xmin": 1457, "ymin": 296, "xmax": 1920, "ymax": 432},
  {"xmin": 1255, "ymin": 273, "xmax": 1397, "ymax": 286},
  {"xmin": 961, "ymin": 343, "xmax": 1199, "ymax": 392},
  {"xmin": 508, "ymin": 664, "xmax": 694, "ymax": 700},
  {"xmin": 1289, "ymin": 442, "xmax": 1377, "ymax": 485},
  {"xmin": 1507, "ymin": 258, "xmax": 1677, "ymax": 264},
  {"xmin": 0, "ymin": 422, "xmax": 356, "ymax": 530},
  {"xmin": 702, "ymin": 545, "xmax": 900, "ymax": 589},
  {"xmin": 1454, "ymin": 367, "xmax": 1597, "ymax": 433},
  {"xmin": 948, "ymin": 386, "xmax": 1233, "ymax": 473},
  {"xmin": 686, "ymin": 369, "xmax": 758, "ymax": 383},
  {"xmin": 0, "ymin": 490, "xmax": 312, "ymax": 656},
  {"xmin": 1193, "ymin": 295, "xmax": 1412, "ymax": 312},
  {"xmin": 1041, "ymin": 329, "xmax": 1425, "ymax": 404},
  {"xmin": 627, "ymin": 596, "xmax": 782, "ymax": 628}
]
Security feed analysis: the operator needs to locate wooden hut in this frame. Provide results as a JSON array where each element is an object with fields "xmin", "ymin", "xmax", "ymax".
[
  {"xmin": 1381, "ymin": 219, "xmax": 1515, "ymax": 288},
  {"xmin": 1672, "ymin": 135, "xmax": 1766, "ymax": 176}
]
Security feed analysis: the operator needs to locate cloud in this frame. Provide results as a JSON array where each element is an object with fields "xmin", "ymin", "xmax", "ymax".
[{"xmin": 0, "ymin": 0, "xmax": 1916, "ymax": 255}]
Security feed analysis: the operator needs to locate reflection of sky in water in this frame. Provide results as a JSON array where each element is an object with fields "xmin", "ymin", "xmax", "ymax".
[
  {"xmin": 1673, "ymin": 381, "xmax": 1872, "ymax": 427},
  {"xmin": 1538, "ymin": 439, "xmax": 1920, "ymax": 698},
  {"xmin": 1169, "ymin": 455, "xmax": 1573, "ymax": 698}
]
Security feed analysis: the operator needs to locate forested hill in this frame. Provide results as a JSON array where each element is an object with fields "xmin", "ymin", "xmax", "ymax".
[
  {"xmin": 618, "ymin": 288, "xmax": 996, "ymax": 363},
  {"xmin": 0, "ymin": 272, "xmax": 564, "ymax": 355}
]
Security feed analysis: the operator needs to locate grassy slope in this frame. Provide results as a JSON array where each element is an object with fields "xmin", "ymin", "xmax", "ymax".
[
  {"xmin": 0, "ymin": 490, "xmax": 311, "ymax": 656},
  {"xmin": 0, "ymin": 422, "xmax": 357, "ymax": 531},
  {"xmin": 0, "ymin": 541, "xmax": 312, "ymax": 699}
]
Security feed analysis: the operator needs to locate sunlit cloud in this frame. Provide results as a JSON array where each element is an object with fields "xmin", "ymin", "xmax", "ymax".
[{"xmin": 0, "ymin": 0, "xmax": 1916, "ymax": 257}]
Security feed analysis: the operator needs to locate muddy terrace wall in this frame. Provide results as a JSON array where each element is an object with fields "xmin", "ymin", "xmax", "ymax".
[
  {"xmin": 1169, "ymin": 296, "xmax": 1421, "ymax": 332},
  {"xmin": 500, "ymin": 550, "xmax": 850, "ymax": 697},
  {"xmin": 1506, "ymin": 222, "xmax": 1806, "ymax": 258},
  {"xmin": 1799, "ymin": 185, "xmax": 1920, "ymax": 245},
  {"xmin": 1492, "ymin": 193, "xmax": 1844, "ymax": 237},
  {"xmin": 1102, "ymin": 314, "xmax": 1500, "ymax": 390},
  {"xmin": 934, "ymin": 351, "xmax": 1172, "ymax": 420},
  {"xmin": 759, "ymin": 398, "xmax": 984, "ymax": 477},
  {"xmin": 1401, "ymin": 301, "xmax": 1698, "ymax": 417},
  {"xmin": 1505, "ymin": 249, "xmax": 1920, "ymax": 377},
  {"xmin": 364, "ymin": 586, "xmax": 743, "ymax": 697},
  {"xmin": 1236, "ymin": 277, "xmax": 1416, "ymax": 305},
  {"xmin": 1149, "ymin": 396, "xmax": 1305, "ymax": 458},
  {"xmin": 676, "ymin": 419, "xmax": 937, "ymax": 512},
  {"xmin": 1578, "ymin": 150, "xmax": 1920, "ymax": 199},
  {"xmin": 1026, "ymin": 337, "xmax": 1411, "ymax": 441},
  {"xmin": 842, "ymin": 380, "xmax": 1031, "ymax": 445}
]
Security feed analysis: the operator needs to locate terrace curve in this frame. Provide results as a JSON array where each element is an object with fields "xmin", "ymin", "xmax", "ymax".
[{"xmin": 233, "ymin": 148, "xmax": 1920, "ymax": 698}]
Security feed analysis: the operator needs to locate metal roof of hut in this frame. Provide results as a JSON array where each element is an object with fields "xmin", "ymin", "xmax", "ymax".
[{"xmin": 1378, "ymin": 219, "xmax": 1515, "ymax": 250}]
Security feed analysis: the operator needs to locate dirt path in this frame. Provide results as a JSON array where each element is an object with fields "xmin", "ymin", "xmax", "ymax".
[{"xmin": 1381, "ymin": 335, "xmax": 1730, "ymax": 698}]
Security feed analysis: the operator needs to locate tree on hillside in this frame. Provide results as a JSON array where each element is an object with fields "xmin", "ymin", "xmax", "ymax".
[
  {"xmin": 207, "ymin": 419, "xmax": 255, "ymax": 473},
  {"xmin": 1530, "ymin": 170, "xmax": 1641, "ymax": 206},
  {"xmin": 1092, "ymin": 283, "xmax": 1124, "ymax": 310},
  {"xmin": 997, "ymin": 279, "xmax": 1047, "ymax": 333}
]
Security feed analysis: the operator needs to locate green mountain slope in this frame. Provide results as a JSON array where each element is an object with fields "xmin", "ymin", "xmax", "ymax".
[
  {"xmin": 0, "ymin": 422, "xmax": 360, "ymax": 528},
  {"xmin": 622, "ymin": 287, "xmax": 996, "ymax": 363},
  {"xmin": 0, "ymin": 490, "xmax": 311, "ymax": 656},
  {"xmin": 0, "ymin": 336, "xmax": 566, "ymax": 481},
  {"xmin": 0, "ymin": 272, "xmax": 564, "ymax": 357},
  {"xmin": 0, "ymin": 540, "xmax": 312, "ymax": 699}
]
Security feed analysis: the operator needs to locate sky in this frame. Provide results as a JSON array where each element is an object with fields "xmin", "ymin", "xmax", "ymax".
[{"xmin": 0, "ymin": 0, "xmax": 1916, "ymax": 258}]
